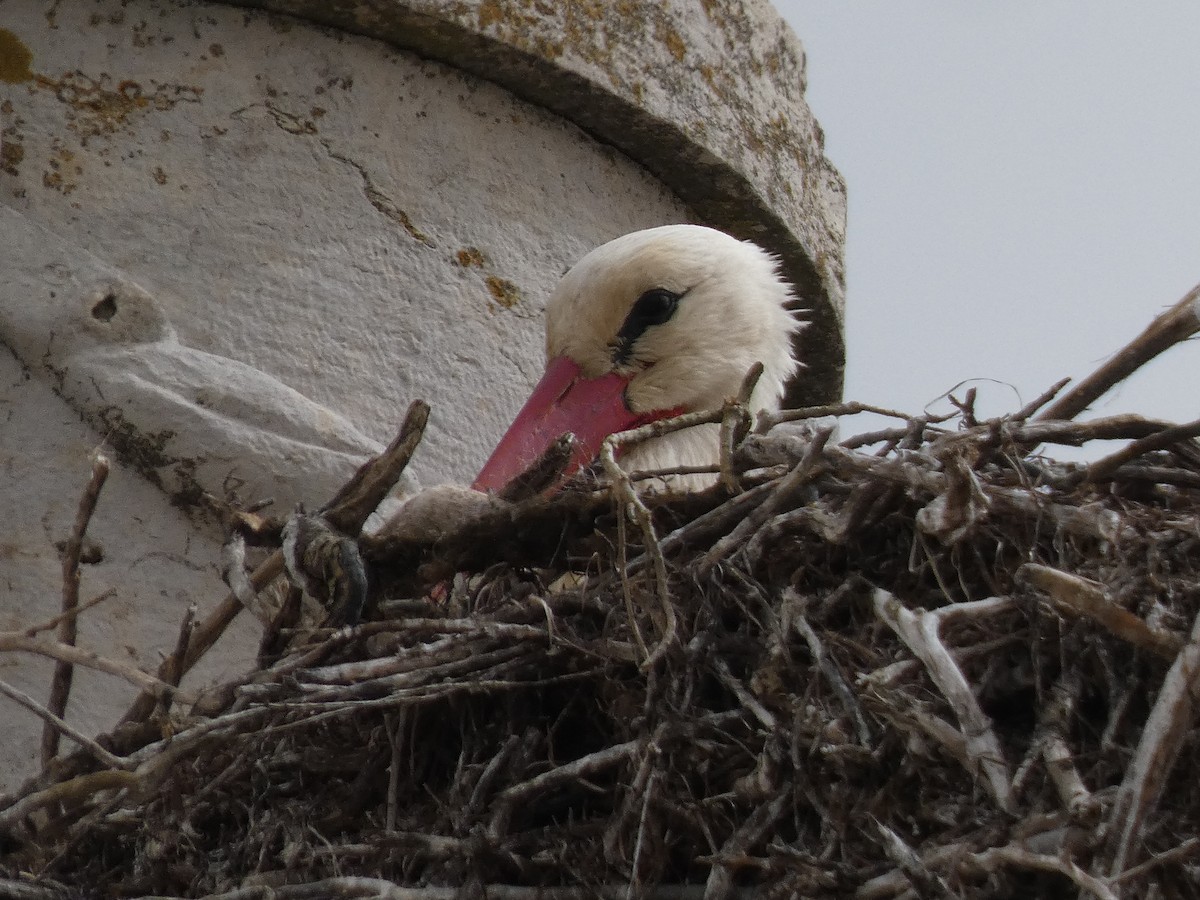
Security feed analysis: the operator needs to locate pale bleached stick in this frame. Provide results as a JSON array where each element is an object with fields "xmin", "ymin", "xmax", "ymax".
[
  {"xmin": 0, "ymin": 632, "xmax": 187, "ymax": 702},
  {"xmin": 874, "ymin": 588, "xmax": 1015, "ymax": 813},
  {"xmin": 1020, "ymin": 564, "xmax": 1183, "ymax": 660},
  {"xmin": 0, "ymin": 678, "xmax": 130, "ymax": 771},
  {"xmin": 964, "ymin": 845, "xmax": 1117, "ymax": 900},
  {"xmin": 1104, "ymin": 601, "xmax": 1200, "ymax": 876}
]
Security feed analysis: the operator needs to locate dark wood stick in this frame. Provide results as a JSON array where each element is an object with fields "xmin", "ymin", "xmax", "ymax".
[
  {"xmin": 1037, "ymin": 283, "xmax": 1200, "ymax": 422},
  {"xmin": 42, "ymin": 454, "xmax": 109, "ymax": 766}
]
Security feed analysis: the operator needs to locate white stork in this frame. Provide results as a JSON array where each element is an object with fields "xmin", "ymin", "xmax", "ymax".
[{"xmin": 473, "ymin": 224, "xmax": 801, "ymax": 493}]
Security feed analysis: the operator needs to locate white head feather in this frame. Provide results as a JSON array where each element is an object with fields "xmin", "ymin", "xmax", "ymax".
[{"xmin": 545, "ymin": 224, "xmax": 801, "ymax": 487}]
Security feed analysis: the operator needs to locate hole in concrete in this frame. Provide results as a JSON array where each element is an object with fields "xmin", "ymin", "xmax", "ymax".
[{"xmin": 91, "ymin": 293, "xmax": 118, "ymax": 322}]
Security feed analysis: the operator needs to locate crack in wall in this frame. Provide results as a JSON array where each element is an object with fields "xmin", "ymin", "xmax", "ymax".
[{"xmin": 321, "ymin": 139, "xmax": 434, "ymax": 248}]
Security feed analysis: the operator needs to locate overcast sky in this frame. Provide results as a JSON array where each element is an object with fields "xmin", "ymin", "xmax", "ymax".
[{"xmin": 773, "ymin": 3, "xmax": 1198, "ymax": 451}]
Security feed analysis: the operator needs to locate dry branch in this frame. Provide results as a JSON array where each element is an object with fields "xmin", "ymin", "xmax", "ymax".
[
  {"xmin": 43, "ymin": 454, "xmax": 109, "ymax": 765},
  {"xmin": 873, "ymin": 589, "xmax": 1015, "ymax": 813},
  {"xmin": 1104, "ymin": 599, "xmax": 1200, "ymax": 876},
  {"xmin": 1020, "ymin": 563, "xmax": 1183, "ymax": 659},
  {"xmin": 1037, "ymin": 282, "xmax": 1200, "ymax": 422}
]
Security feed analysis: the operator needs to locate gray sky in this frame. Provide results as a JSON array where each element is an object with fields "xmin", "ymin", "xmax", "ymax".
[{"xmin": 774, "ymin": 3, "xmax": 1198, "ymax": 450}]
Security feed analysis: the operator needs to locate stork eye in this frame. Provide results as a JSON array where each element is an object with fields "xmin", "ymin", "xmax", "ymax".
[
  {"xmin": 632, "ymin": 288, "xmax": 679, "ymax": 326},
  {"xmin": 616, "ymin": 288, "xmax": 680, "ymax": 344}
]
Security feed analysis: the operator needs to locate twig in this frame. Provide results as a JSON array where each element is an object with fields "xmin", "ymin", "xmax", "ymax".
[
  {"xmin": 615, "ymin": 494, "xmax": 651, "ymax": 664},
  {"xmin": 1012, "ymin": 377, "xmax": 1072, "ymax": 421},
  {"xmin": 963, "ymin": 844, "xmax": 1118, "ymax": 900},
  {"xmin": 0, "ymin": 679, "xmax": 130, "ymax": 771},
  {"xmin": 0, "ymin": 633, "xmax": 186, "ymax": 702},
  {"xmin": 702, "ymin": 790, "xmax": 788, "ymax": 900},
  {"xmin": 1104, "ymin": 596, "xmax": 1200, "ymax": 876},
  {"xmin": 696, "ymin": 427, "xmax": 832, "ymax": 575},
  {"xmin": 789, "ymin": 593, "xmax": 872, "ymax": 745},
  {"xmin": 1080, "ymin": 417, "xmax": 1200, "ymax": 484},
  {"xmin": 1113, "ymin": 836, "xmax": 1200, "ymax": 885},
  {"xmin": 757, "ymin": 400, "xmax": 930, "ymax": 433},
  {"xmin": 160, "ymin": 601, "xmax": 197, "ymax": 691},
  {"xmin": 385, "ymin": 710, "xmax": 407, "ymax": 832},
  {"xmin": 0, "ymin": 878, "xmax": 66, "ymax": 899},
  {"xmin": 873, "ymin": 589, "xmax": 1015, "ymax": 813},
  {"xmin": 717, "ymin": 362, "xmax": 762, "ymax": 493},
  {"xmin": 0, "ymin": 769, "xmax": 138, "ymax": 830},
  {"xmin": 43, "ymin": 454, "xmax": 109, "ymax": 765},
  {"xmin": 1019, "ymin": 564, "xmax": 1183, "ymax": 660},
  {"xmin": 489, "ymin": 740, "xmax": 640, "ymax": 839},
  {"xmin": 1037, "ymin": 282, "xmax": 1200, "ymax": 422},
  {"xmin": 623, "ymin": 481, "xmax": 777, "ymax": 577},
  {"xmin": 21, "ymin": 590, "xmax": 116, "ymax": 638},
  {"xmin": 601, "ymin": 435, "xmax": 677, "ymax": 669},
  {"xmin": 873, "ymin": 820, "xmax": 954, "ymax": 898}
]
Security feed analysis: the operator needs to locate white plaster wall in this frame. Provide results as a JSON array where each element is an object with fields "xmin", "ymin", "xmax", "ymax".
[
  {"xmin": 3, "ymin": 0, "xmax": 693, "ymax": 488},
  {"xmin": 0, "ymin": 0, "xmax": 693, "ymax": 792}
]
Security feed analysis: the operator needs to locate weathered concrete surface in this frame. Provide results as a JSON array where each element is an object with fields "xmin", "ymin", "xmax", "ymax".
[{"xmin": 0, "ymin": 0, "xmax": 844, "ymax": 793}]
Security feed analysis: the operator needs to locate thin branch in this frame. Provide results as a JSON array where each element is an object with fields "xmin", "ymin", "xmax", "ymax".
[
  {"xmin": 873, "ymin": 589, "xmax": 1015, "ymax": 813},
  {"xmin": 0, "ymin": 633, "xmax": 186, "ymax": 702},
  {"xmin": 1080, "ymin": 417, "xmax": 1200, "ymax": 484},
  {"xmin": 1020, "ymin": 564, "xmax": 1183, "ymax": 660},
  {"xmin": 1104, "ymin": 598, "xmax": 1200, "ymax": 876},
  {"xmin": 717, "ymin": 362, "xmax": 762, "ymax": 493},
  {"xmin": 601, "ymin": 434, "xmax": 677, "ymax": 669},
  {"xmin": 0, "ymin": 679, "xmax": 130, "ymax": 771},
  {"xmin": 1037, "ymin": 282, "xmax": 1200, "ymax": 422},
  {"xmin": 43, "ymin": 454, "xmax": 109, "ymax": 765},
  {"xmin": 697, "ymin": 427, "xmax": 832, "ymax": 575}
]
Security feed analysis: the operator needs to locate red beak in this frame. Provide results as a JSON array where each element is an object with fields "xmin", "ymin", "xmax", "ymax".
[{"xmin": 473, "ymin": 356, "xmax": 669, "ymax": 494}]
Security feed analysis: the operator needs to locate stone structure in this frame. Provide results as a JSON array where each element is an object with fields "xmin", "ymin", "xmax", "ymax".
[{"xmin": 0, "ymin": 0, "xmax": 844, "ymax": 790}]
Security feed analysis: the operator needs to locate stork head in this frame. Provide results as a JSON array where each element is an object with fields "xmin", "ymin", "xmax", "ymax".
[{"xmin": 473, "ymin": 224, "xmax": 800, "ymax": 493}]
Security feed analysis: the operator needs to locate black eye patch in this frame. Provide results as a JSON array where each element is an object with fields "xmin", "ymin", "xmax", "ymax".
[{"xmin": 612, "ymin": 288, "xmax": 681, "ymax": 364}]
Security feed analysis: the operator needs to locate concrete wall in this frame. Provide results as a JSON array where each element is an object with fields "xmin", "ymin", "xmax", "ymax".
[{"xmin": 0, "ymin": 0, "xmax": 844, "ymax": 791}]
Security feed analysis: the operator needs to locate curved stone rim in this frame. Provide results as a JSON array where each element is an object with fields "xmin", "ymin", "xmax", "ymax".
[{"xmin": 222, "ymin": 0, "xmax": 847, "ymax": 407}]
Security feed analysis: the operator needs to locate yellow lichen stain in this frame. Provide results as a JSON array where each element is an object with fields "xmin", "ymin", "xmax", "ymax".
[
  {"xmin": 658, "ymin": 24, "xmax": 687, "ymax": 62},
  {"xmin": 485, "ymin": 275, "xmax": 522, "ymax": 309},
  {"xmin": 455, "ymin": 247, "xmax": 486, "ymax": 268},
  {"xmin": 42, "ymin": 142, "xmax": 80, "ymax": 194},
  {"xmin": 476, "ymin": 0, "xmax": 563, "ymax": 59},
  {"xmin": 35, "ymin": 72, "xmax": 204, "ymax": 142},
  {"xmin": 1, "ymin": 140, "xmax": 24, "ymax": 176},
  {"xmin": 478, "ymin": 0, "xmax": 503, "ymax": 29},
  {"xmin": 0, "ymin": 29, "xmax": 34, "ymax": 84}
]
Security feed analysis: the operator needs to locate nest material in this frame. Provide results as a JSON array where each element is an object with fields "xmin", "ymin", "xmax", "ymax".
[{"xmin": 3, "ymin": 299, "xmax": 1200, "ymax": 899}]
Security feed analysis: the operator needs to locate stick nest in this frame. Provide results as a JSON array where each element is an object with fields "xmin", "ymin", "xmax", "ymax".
[{"xmin": 4, "ymin": 387, "xmax": 1200, "ymax": 900}]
